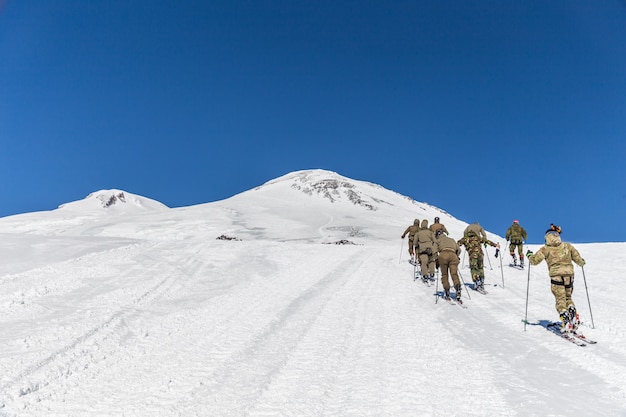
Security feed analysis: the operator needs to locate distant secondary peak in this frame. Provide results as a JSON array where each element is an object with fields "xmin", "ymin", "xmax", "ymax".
[{"xmin": 99, "ymin": 191, "xmax": 126, "ymax": 208}]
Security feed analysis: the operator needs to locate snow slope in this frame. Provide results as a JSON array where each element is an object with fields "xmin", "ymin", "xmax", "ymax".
[{"xmin": 0, "ymin": 170, "xmax": 624, "ymax": 416}]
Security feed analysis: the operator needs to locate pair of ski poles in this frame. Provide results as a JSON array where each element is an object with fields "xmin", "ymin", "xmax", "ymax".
[{"xmin": 523, "ymin": 263, "xmax": 595, "ymax": 331}]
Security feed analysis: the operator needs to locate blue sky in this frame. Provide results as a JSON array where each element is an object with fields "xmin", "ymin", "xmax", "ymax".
[{"xmin": 1, "ymin": 1, "xmax": 625, "ymax": 243}]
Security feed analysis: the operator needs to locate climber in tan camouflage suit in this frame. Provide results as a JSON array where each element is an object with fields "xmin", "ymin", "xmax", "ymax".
[
  {"xmin": 413, "ymin": 219, "xmax": 436, "ymax": 280},
  {"xmin": 434, "ymin": 230, "xmax": 462, "ymax": 300},
  {"xmin": 527, "ymin": 227, "xmax": 586, "ymax": 332},
  {"xmin": 457, "ymin": 225, "xmax": 499, "ymax": 292},
  {"xmin": 401, "ymin": 219, "xmax": 420, "ymax": 259},
  {"xmin": 429, "ymin": 216, "xmax": 449, "ymax": 236}
]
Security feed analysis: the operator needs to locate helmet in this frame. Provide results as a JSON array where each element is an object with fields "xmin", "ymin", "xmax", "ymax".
[
  {"xmin": 434, "ymin": 217, "xmax": 440, "ymax": 223},
  {"xmin": 550, "ymin": 224, "xmax": 562, "ymax": 234}
]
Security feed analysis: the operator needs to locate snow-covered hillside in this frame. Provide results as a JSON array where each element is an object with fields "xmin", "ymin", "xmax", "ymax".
[{"xmin": 0, "ymin": 170, "xmax": 624, "ymax": 416}]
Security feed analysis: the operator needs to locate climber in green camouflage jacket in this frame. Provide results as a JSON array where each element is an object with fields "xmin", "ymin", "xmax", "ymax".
[
  {"xmin": 505, "ymin": 220, "xmax": 528, "ymax": 267},
  {"xmin": 457, "ymin": 229, "xmax": 499, "ymax": 291}
]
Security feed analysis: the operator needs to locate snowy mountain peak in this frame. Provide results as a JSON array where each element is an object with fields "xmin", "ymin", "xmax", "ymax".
[
  {"xmin": 258, "ymin": 169, "xmax": 394, "ymax": 211},
  {"xmin": 93, "ymin": 191, "xmax": 127, "ymax": 208},
  {"xmin": 58, "ymin": 189, "xmax": 169, "ymax": 212}
]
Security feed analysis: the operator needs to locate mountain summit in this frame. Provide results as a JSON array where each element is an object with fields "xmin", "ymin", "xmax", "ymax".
[
  {"xmin": 58, "ymin": 189, "xmax": 169, "ymax": 212},
  {"xmin": 258, "ymin": 170, "xmax": 398, "ymax": 211},
  {"xmin": 0, "ymin": 170, "xmax": 474, "ymax": 243}
]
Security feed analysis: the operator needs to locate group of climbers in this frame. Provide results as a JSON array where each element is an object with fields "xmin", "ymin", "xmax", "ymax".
[{"xmin": 401, "ymin": 218, "xmax": 586, "ymax": 334}]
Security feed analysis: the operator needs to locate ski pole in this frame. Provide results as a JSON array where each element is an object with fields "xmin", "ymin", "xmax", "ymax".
[
  {"xmin": 523, "ymin": 262, "xmax": 531, "ymax": 331},
  {"xmin": 484, "ymin": 245, "xmax": 493, "ymax": 270},
  {"xmin": 457, "ymin": 269, "xmax": 472, "ymax": 300},
  {"xmin": 581, "ymin": 266, "xmax": 595, "ymax": 329},
  {"xmin": 399, "ymin": 238, "xmax": 404, "ymax": 263},
  {"xmin": 435, "ymin": 270, "xmax": 439, "ymax": 304},
  {"xmin": 461, "ymin": 250, "xmax": 466, "ymax": 269},
  {"xmin": 498, "ymin": 246, "xmax": 505, "ymax": 288}
]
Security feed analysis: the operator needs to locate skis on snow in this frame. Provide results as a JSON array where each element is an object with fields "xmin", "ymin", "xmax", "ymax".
[
  {"xmin": 474, "ymin": 286, "xmax": 488, "ymax": 295},
  {"xmin": 438, "ymin": 292, "xmax": 467, "ymax": 309},
  {"xmin": 546, "ymin": 322, "xmax": 597, "ymax": 346},
  {"xmin": 523, "ymin": 320, "xmax": 597, "ymax": 347}
]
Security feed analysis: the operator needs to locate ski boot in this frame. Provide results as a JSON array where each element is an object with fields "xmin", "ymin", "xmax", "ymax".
[
  {"xmin": 511, "ymin": 254, "xmax": 517, "ymax": 266},
  {"xmin": 519, "ymin": 256, "xmax": 525, "ymax": 268},
  {"xmin": 455, "ymin": 285, "xmax": 462, "ymax": 301},
  {"xmin": 559, "ymin": 310, "xmax": 571, "ymax": 333},
  {"xmin": 568, "ymin": 305, "xmax": 580, "ymax": 332},
  {"xmin": 444, "ymin": 289, "xmax": 451, "ymax": 300}
]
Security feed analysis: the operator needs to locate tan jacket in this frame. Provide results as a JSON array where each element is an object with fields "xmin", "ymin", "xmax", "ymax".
[
  {"xmin": 430, "ymin": 222, "xmax": 449, "ymax": 235},
  {"xmin": 402, "ymin": 219, "xmax": 420, "ymax": 240},
  {"xmin": 528, "ymin": 234, "xmax": 585, "ymax": 277},
  {"xmin": 464, "ymin": 222, "xmax": 487, "ymax": 240},
  {"xmin": 436, "ymin": 234, "xmax": 460, "ymax": 256},
  {"xmin": 413, "ymin": 220, "xmax": 435, "ymax": 254}
]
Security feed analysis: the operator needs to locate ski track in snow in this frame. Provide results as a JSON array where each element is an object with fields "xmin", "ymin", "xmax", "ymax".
[{"xmin": 1, "ymin": 238, "xmax": 626, "ymax": 416}]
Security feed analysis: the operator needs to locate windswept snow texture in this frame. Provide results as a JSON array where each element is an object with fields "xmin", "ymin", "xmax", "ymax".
[{"xmin": 0, "ymin": 170, "xmax": 625, "ymax": 417}]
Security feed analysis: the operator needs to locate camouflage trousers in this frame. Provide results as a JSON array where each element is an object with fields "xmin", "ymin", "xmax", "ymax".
[
  {"xmin": 419, "ymin": 252, "xmax": 436, "ymax": 277},
  {"xmin": 509, "ymin": 241, "xmax": 524, "ymax": 258},
  {"xmin": 550, "ymin": 275, "xmax": 575, "ymax": 314},
  {"xmin": 438, "ymin": 251, "xmax": 460, "ymax": 291},
  {"xmin": 468, "ymin": 250, "xmax": 485, "ymax": 282}
]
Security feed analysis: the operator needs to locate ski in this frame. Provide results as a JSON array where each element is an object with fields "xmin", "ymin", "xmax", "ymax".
[
  {"xmin": 473, "ymin": 284, "xmax": 488, "ymax": 295},
  {"xmin": 509, "ymin": 263, "xmax": 524, "ymax": 270},
  {"xmin": 570, "ymin": 332, "xmax": 597, "ymax": 344},
  {"xmin": 440, "ymin": 295, "xmax": 467, "ymax": 309},
  {"xmin": 455, "ymin": 298, "xmax": 468, "ymax": 309},
  {"xmin": 559, "ymin": 332, "xmax": 587, "ymax": 347},
  {"xmin": 413, "ymin": 270, "xmax": 422, "ymax": 282},
  {"xmin": 547, "ymin": 322, "xmax": 597, "ymax": 344},
  {"xmin": 545, "ymin": 323, "xmax": 587, "ymax": 346}
]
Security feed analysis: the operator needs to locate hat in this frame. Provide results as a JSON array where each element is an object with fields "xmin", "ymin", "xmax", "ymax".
[
  {"xmin": 546, "ymin": 224, "xmax": 562, "ymax": 235},
  {"xmin": 434, "ymin": 217, "xmax": 440, "ymax": 223},
  {"xmin": 513, "ymin": 220, "xmax": 519, "ymax": 224}
]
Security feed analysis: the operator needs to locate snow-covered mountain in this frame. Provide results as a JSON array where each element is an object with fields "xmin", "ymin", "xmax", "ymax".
[
  {"xmin": 0, "ymin": 170, "xmax": 478, "ymax": 243},
  {"xmin": 59, "ymin": 189, "xmax": 169, "ymax": 212},
  {"xmin": 0, "ymin": 169, "xmax": 624, "ymax": 416}
]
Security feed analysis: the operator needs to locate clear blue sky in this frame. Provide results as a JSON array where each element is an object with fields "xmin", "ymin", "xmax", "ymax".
[{"xmin": 1, "ymin": 1, "xmax": 625, "ymax": 243}]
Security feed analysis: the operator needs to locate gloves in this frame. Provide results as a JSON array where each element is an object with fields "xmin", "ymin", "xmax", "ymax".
[
  {"xmin": 526, "ymin": 250, "xmax": 533, "ymax": 257},
  {"xmin": 494, "ymin": 248, "xmax": 499, "ymax": 258}
]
